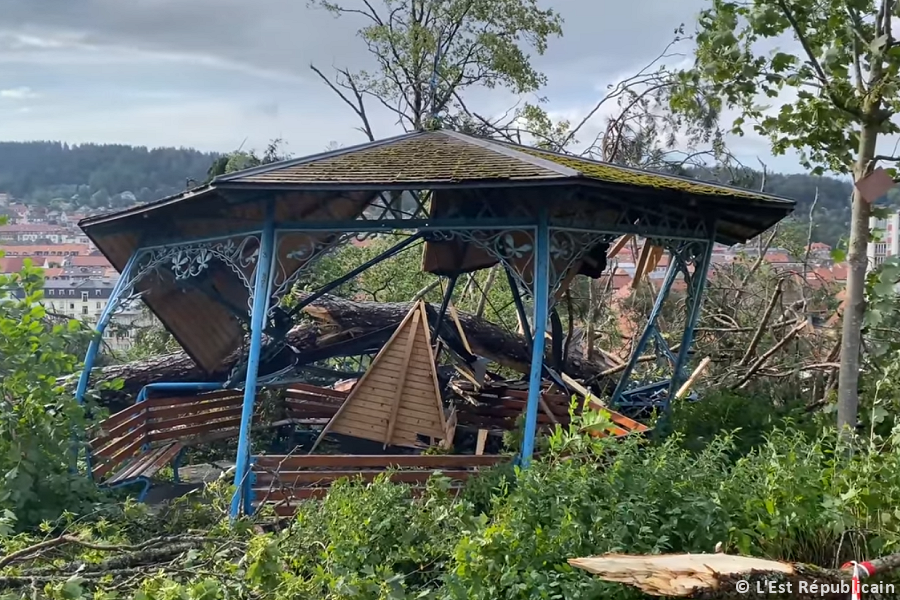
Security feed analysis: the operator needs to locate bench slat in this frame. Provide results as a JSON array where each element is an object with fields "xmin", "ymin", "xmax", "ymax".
[
  {"xmin": 147, "ymin": 396, "xmax": 243, "ymax": 420},
  {"xmin": 107, "ymin": 444, "xmax": 170, "ymax": 485},
  {"xmin": 140, "ymin": 442, "xmax": 185, "ymax": 480},
  {"xmin": 252, "ymin": 454, "xmax": 506, "ymax": 470},
  {"xmin": 91, "ymin": 412, "xmax": 147, "ymax": 453},
  {"xmin": 105, "ymin": 442, "xmax": 182, "ymax": 485},
  {"xmin": 254, "ymin": 469, "xmax": 472, "ymax": 487},
  {"xmin": 91, "ymin": 425, "xmax": 149, "ymax": 479},
  {"xmin": 150, "ymin": 407, "xmax": 244, "ymax": 431},
  {"xmin": 142, "ymin": 389, "xmax": 245, "ymax": 409}
]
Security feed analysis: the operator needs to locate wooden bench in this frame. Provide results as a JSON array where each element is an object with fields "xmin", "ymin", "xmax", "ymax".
[
  {"xmin": 88, "ymin": 389, "xmax": 263, "ymax": 500},
  {"xmin": 250, "ymin": 453, "xmax": 508, "ymax": 515},
  {"xmin": 281, "ymin": 384, "xmax": 347, "ymax": 425}
]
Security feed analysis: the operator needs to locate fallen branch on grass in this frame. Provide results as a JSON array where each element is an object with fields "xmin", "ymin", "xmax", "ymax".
[{"xmin": 569, "ymin": 551, "xmax": 900, "ymax": 599}]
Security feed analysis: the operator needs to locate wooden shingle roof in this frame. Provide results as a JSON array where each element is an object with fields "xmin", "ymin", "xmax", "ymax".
[{"xmin": 215, "ymin": 131, "xmax": 790, "ymax": 207}]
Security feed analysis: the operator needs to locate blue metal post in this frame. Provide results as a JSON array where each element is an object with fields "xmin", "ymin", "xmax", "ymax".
[
  {"xmin": 519, "ymin": 210, "xmax": 550, "ymax": 468},
  {"xmin": 667, "ymin": 240, "xmax": 714, "ymax": 399},
  {"xmin": 230, "ymin": 205, "xmax": 276, "ymax": 518},
  {"xmin": 610, "ymin": 255, "xmax": 680, "ymax": 405},
  {"xmin": 74, "ymin": 251, "xmax": 141, "ymax": 406},
  {"xmin": 136, "ymin": 382, "xmax": 223, "ymax": 403}
]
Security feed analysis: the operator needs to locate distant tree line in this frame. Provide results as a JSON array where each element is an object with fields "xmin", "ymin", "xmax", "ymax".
[
  {"xmin": 0, "ymin": 140, "xmax": 883, "ymax": 247},
  {"xmin": 0, "ymin": 141, "xmax": 218, "ymax": 211}
]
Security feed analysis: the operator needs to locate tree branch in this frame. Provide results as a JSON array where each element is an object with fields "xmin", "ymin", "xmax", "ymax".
[
  {"xmin": 309, "ymin": 64, "xmax": 375, "ymax": 141},
  {"xmin": 775, "ymin": 0, "xmax": 863, "ymax": 119}
]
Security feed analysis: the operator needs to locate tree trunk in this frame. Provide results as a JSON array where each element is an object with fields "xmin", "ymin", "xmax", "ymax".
[
  {"xmin": 68, "ymin": 293, "xmax": 615, "ymax": 406},
  {"xmin": 585, "ymin": 278, "xmax": 597, "ymax": 361},
  {"xmin": 837, "ymin": 122, "xmax": 878, "ymax": 431},
  {"xmin": 570, "ymin": 552, "xmax": 900, "ymax": 599}
]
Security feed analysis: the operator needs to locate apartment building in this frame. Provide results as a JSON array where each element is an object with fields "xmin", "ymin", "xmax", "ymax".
[
  {"xmin": 868, "ymin": 212, "xmax": 900, "ymax": 266},
  {"xmin": 0, "ymin": 223, "xmax": 90, "ymax": 244},
  {"xmin": 40, "ymin": 278, "xmax": 150, "ymax": 351}
]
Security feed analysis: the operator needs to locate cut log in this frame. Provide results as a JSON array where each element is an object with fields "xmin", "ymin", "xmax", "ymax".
[
  {"xmin": 570, "ymin": 552, "xmax": 900, "ymax": 599},
  {"xmin": 65, "ymin": 293, "xmax": 614, "ymax": 406}
]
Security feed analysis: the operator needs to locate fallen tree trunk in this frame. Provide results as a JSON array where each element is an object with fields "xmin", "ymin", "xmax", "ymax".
[
  {"xmin": 569, "ymin": 552, "xmax": 900, "ymax": 599},
  {"xmin": 65, "ymin": 293, "xmax": 614, "ymax": 406},
  {"xmin": 296, "ymin": 292, "xmax": 613, "ymax": 382}
]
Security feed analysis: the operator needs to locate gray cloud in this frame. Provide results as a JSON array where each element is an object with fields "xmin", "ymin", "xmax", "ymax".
[
  {"xmin": 0, "ymin": 0, "xmax": 709, "ymax": 85},
  {"xmin": 0, "ymin": 0, "xmax": 813, "ymax": 172}
]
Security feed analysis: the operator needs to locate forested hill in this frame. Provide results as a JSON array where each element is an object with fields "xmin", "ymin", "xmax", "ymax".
[
  {"xmin": 0, "ymin": 140, "xmax": 865, "ymax": 245},
  {"xmin": 0, "ymin": 141, "xmax": 218, "ymax": 210},
  {"xmin": 688, "ymin": 167, "xmax": 856, "ymax": 246}
]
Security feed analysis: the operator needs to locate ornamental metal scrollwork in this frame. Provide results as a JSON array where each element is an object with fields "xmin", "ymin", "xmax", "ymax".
[
  {"xmin": 268, "ymin": 231, "xmax": 358, "ymax": 308},
  {"xmin": 102, "ymin": 235, "xmax": 263, "ymax": 318},
  {"xmin": 425, "ymin": 228, "xmax": 538, "ymax": 296},
  {"xmin": 547, "ymin": 229, "xmax": 617, "ymax": 303}
]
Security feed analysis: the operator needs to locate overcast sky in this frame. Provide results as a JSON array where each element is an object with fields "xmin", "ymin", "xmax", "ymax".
[{"xmin": 0, "ymin": 0, "xmax": 807, "ymax": 172}]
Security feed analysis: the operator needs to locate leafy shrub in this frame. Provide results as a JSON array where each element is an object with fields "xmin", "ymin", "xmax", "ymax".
[
  {"xmin": 0, "ymin": 263, "xmax": 104, "ymax": 528},
  {"xmin": 669, "ymin": 389, "xmax": 816, "ymax": 455},
  {"xmin": 8, "ymin": 401, "xmax": 900, "ymax": 599}
]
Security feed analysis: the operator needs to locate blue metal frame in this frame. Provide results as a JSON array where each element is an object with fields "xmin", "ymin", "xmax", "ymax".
[
  {"xmin": 519, "ymin": 208, "xmax": 550, "ymax": 467},
  {"xmin": 230, "ymin": 202, "xmax": 276, "ymax": 518},
  {"xmin": 667, "ymin": 240, "xmax": 715, "ymax": 400},
  {"xmin": 610, "ymin": 256, "xmax": 681, "ymax": 406},
  {"xmin": 107, "ymin": 477, "xmax": 152, "ymax": 503},
  {"xmin": 136, "ymin": 382, "xmax": 224, "ymax": 403},
  {"xmin": 608, "ymin": 238, "xmax": 716, "ymax": 414},
  {"xmin": 74, "ymin": 251, "xmax": 140, "ymax": 406},
  {"xmin": 243, "ymin": 456, "xmax": 257, "ymax": 516}
]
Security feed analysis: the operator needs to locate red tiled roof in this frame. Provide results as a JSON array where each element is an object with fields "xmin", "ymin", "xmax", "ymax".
[
  {"xmin": 0, "ymin": 243, "xmax": 93, "ymax": 256},
  {"xmin": 0, "ymin": 223, "xmax": 66, "ymax": 233},
  {"xmin": 0, "ymin": 256, "xmax": 26, "ymax": 272},
  {"xmin": 68, "ymin": 254, "xmax": 112, "ymax": 267}
]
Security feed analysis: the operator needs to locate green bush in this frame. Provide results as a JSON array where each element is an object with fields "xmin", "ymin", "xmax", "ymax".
[
  {"xmin": 0, "ymin": 263, "xmax": 105, "ymax": 528},
  {"xmin": 669, "ymin": 389, "xmax": 816, "ymax": 455},
  {"xmin": 13, "ymin": 418, "xmax": 900, "ymax": 600}
]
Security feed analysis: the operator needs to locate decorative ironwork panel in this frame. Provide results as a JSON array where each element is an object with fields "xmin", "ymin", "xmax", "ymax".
[
  {"xmin": 269, "ymin": 231, "xmax": 360, "ymax": 308},
  {"xmin": 110, "ymin": 235, "xmax": 263, "ymax": 315}
]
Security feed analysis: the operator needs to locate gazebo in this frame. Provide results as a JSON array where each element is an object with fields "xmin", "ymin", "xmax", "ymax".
[{"xmin": 75, "ymin": 130, "xmax": 795, "ymax": 516}]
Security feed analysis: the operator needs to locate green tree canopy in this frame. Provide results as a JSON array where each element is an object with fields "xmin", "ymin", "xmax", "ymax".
[
  {"xmin": 675, "ymin": 0, "xmax": 900, "ymax": 430},
  {"xmin": 309, "ymin": 0, "xmax": 563, "ymax": 138}
]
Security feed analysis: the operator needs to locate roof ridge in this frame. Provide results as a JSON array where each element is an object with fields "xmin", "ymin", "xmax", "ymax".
[
  {"xmin": 438, "ymin": 130, "xmax": 581, "ymax": 177},
  {"xmin": 215, "ymin": 131, "xmax": 426, "ymax": 182}
]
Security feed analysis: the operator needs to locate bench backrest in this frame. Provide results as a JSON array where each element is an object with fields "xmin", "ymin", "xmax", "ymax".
[
  {"xmin": 143, "ymin": 389, "xmax": 254, "ymax": 445},
  {"xmin": 90, "ymin": 402, "xmax": 149, "ymax": 480},
  {"xmin": 251, "ymin": 453, "xmax": 508, "ymax": 508},
  {"xmin": 89, "ymin": 389, "xmax": 264, "ymax": 481}
]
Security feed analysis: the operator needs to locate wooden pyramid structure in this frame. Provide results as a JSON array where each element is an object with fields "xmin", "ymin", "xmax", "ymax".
[{"xmin": 312, "ymin": 301, "xmax": 452, "ymax": 450}]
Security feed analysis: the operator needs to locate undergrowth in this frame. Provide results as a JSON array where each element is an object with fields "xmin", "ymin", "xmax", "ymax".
[{"xmin": 4, "ymin": 415, "xmax": 900, "ymax": 599}]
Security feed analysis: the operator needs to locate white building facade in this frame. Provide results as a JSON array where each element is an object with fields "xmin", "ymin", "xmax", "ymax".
[{"xmin": 868, "ymin": 212, "xmax": 900, "ymax": 267}]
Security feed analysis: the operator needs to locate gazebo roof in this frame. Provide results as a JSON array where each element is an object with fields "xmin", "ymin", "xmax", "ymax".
[
  {"xmin": 83, "ymin": 130, "xmax": 792, "ymax": 230},
  {"xmin": 79, "ymin": 130, "xmax": 795, "ymax": 373}
]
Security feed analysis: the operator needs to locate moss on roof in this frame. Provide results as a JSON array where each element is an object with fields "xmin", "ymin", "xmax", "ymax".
[
  {"xmin": 233, "ymin": 134, "xmax": 563, "ymax": 184},
  {"xmin": 514, "ymin": 146, "xmax": 782, "ymax": 202}
]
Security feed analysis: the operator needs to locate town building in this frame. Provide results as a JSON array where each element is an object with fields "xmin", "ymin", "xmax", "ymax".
[
  {"xmin": 868, "ymin": 212, "xmax": 900, "ymax": 266},
  {"xmin": 0, "ymin": 223, "xmax": 90, "ymax": 244},
  {"xmin": 39, "ymin": 278, "xmax": 151, "ymax": 351}
]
